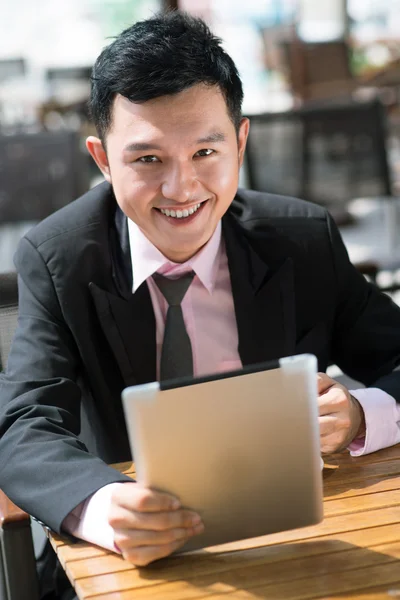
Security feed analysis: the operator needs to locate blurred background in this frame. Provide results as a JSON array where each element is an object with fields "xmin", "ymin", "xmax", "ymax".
[{"xmin": 1, "ymin": 0, "xmax": 400, "ymax": 300}]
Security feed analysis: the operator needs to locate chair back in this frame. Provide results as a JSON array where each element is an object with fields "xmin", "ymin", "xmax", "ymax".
[
  {"xmin": 0, "ymin": 131, "xmax": 89, "ymax": 223},
  {"xmin": 245, "ymin": 110, "xmax": 304, "ymax": 199},
  {"xmin": 0, "ymin": 272, "xmax": 18, "ymax": 372},
  {"xmin": 301, "ymin": 99, "xmax": 392, "ymax": 206},
  {"xmin": 245, "ymin": 99, "xmax": 392, "ymax": 210},
  {"xmin": 282, "ymin": 39, "xmax": 354, "ymax": 103}
]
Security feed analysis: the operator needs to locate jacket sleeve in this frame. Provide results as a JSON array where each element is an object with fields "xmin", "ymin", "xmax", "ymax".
[
  {"xmin": 327, "ymin": 212, "xmax": 400, "ymax": 400},
  {"xmin": 0, "ymin": 236, "xmax": 131, "ymax": 533}
]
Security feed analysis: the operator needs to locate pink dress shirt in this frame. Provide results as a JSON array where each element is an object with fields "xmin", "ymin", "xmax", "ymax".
[
  {"xmin": 63, "ymin": 220, "xmax": 400, "ymax": 552},
  {"xmin": 131, "ymin": 221, "xmax": 242, "ymax": 378}
]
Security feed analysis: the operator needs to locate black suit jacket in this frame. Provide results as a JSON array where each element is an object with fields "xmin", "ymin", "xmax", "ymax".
[{"xmin": 1, "ymin": 182, "xmax": 400, "ymax": 534}]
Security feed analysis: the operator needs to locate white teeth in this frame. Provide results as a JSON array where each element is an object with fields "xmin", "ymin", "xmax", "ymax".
[{"xmin": 160, "ymin": 203, "xmax": 203, "ymax": 218}]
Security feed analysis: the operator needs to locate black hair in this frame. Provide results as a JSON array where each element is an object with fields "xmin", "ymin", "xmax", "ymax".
[{"xmin": 89, "ymin": 11, "xmax": 243, "ymax": 143}]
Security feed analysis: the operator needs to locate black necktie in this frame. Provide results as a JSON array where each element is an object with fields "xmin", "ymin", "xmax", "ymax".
[{"xmin": 153, "ymin": 271, "xmax": 195, "ymax": 381}]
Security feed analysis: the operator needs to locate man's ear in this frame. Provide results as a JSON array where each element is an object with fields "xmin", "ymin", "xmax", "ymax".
[
  {"xmin": 86, "ymin": 136, "xmax": 111, "ymax": 182},
  {"xmin": 237, "ymin": 117, "xmax": 250, "ymax": 168}
]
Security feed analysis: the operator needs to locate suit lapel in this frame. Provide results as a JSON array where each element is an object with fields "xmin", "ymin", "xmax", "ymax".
[
  {"xmin": 222, "ymin": 213, "xmax": 296, "ymax": 366},
  {"xmin": 89, "ymin": 207, "xmax": 157, "ymax": 387},
  {"xmin": 89, "ymin": 283, "xmax": 156, "ymax": 386}
]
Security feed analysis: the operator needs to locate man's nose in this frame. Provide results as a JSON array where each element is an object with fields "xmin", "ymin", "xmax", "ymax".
[{"xmin": 161, "ymin": 162, "xmax": 197, "ymax": 204}]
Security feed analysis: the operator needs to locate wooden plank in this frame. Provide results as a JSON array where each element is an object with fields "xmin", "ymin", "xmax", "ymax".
[
  {"xmin": 203, "ymin": 505, "xmax": 400, "ymax": 552},
  {"xmin": 323, "ymin": 459, "xmax": 400, "ymax": 490},
  {"xmin": 323, "ymin": 488, "xmax": 400, "ymax": 517},
  {"xmin": 47, "ymin": 531, "xmax": 66, "ymax": 550},
  {"xmin": 327, "ymin": 445, "xmax": 400, "ymax": 468},
  {"xmin": 66, "ymin": 552, "xmax": 132, "ymax": 580},
  {"xmin": 75, "ymin": 553, "xmax": 400, "ymax": 600},
  {"xmin": 322, "ymin": 583, "xmax": 400, "ymax": 600},
  {"xmin": 69, "ymin": 536, "xmax": 400, "ymax": 592},
  {"xmin": 66, "ymin": 521, "xmax": 400, "ymax": 593},
  {"xmin": 323, "ymin": 472, "xmax": 400, "ymax": 501},
  {"xmin": 63, "ymin": 506, "xmax": 400, "ymax": 586},
  {"xmin": 90, "ymin": 582, "xmax": 400, "ymax": 600},
  {"xmin": 56, "ymin": 543, "xmax": 109, "ymax": 567},
  {"xmin": 196, "ymin": 522, "xmax": 400, "ymax": 560},
  {"xmin": 200, "ymin": 563, "xmax": 400, "ymax": 600}
]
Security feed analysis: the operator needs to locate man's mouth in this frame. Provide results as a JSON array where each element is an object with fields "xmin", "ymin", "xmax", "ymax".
[{"xmin": 155, "ymin": 200, "xmax": 207, "ymax": 220}]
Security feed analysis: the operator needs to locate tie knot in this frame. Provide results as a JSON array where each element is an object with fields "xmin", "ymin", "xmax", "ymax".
[{"xmin": 153, "ymin": 271, "xmax": 195, "ymax": 306}]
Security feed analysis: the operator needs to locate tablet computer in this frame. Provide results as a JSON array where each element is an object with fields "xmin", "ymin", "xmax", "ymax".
[{"xmin": 122, "ymin": 353, "xmax": 323, "ymax": 552}]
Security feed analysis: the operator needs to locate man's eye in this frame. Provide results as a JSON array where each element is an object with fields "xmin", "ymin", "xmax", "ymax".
[
  {"xmin": 137, "ymin": 155, "xmax": 159, "ymax": 163},
  {"xmin": 195, "ymin": 149, "xmax": 214, "ymax": 157}
]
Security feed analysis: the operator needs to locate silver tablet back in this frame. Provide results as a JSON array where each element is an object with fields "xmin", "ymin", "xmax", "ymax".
[{"xmin": 122, "ymin": 353, "xmax": 323, "ymax": 552}]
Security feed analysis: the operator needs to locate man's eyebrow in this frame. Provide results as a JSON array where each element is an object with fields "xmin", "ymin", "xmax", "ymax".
[
  {"xmin": 196, "ymin": 132, "xmax": 226, "ymax": 144},
  {"xmin": 123, "ymin": 142, "xmax": 162, "ymax": 153},
  {"xmin": 123, "ymin": 131, "xmax": 226, "ymax": 153}
]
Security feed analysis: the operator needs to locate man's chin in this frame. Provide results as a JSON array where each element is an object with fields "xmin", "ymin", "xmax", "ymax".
[
  {"xmin": 162, "ymin": 246, "xmax": 202, "ymax": 263},
  {"xmin": 159, "ymin": 236, "xmax": 208, "ymax": 263}
]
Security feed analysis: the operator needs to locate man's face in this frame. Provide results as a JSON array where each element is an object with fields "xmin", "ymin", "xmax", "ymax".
[{"xmin": 87, "ymin": 83, "xmax": 249, "ymax": 263}]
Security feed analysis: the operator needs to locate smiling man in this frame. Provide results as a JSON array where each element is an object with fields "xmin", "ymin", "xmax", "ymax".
[
  {"xmin": 87, "ymin": 85, "xmax": 247, "ymax": 264},
  {"xmin": 1, "ymin": 11, "xmax": 400, "ymax": 600}
]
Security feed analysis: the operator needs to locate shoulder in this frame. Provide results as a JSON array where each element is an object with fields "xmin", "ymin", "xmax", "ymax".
[
  {"xmin": 228, "ymin": 188, "xmax": 332, "ymax": 247},
  {"xmin": 24, "ymin": 181, "xmax": 114, "ymax": 251},
  {"xmin": 15, "ymin": 181, "xmax": 116, "ymax": 283},
  {"xmin": 231, "ymin": 188, "xmax": 328, "ymax": 223}
]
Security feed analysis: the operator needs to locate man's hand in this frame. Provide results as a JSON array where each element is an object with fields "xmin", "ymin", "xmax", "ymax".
[
  {"xmin": 318, "ymin": 373, "xmax": 366, "ymax": 454},
  {"xmin": 108, "ymin": 483, "xmax": 204, "ymax": 566}
]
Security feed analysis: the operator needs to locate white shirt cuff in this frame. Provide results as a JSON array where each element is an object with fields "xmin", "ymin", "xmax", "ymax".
[
  {"xmin": 62, "ymin": 482, "xmax": 127, "ymax": 553},
  {"xmin": 348, "ymin": 388, "xmax": 400, "ymax": 456}
]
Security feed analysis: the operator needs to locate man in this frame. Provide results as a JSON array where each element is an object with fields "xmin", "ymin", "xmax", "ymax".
[{"xmin": 1, "ymin": 10, "xmax": 400, "ymax": 596}]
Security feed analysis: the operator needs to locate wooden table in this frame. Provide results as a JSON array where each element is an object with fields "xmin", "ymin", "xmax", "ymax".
[{"xmin": 48, "ymin": 446, "xmax": 400, "ymax": 599}]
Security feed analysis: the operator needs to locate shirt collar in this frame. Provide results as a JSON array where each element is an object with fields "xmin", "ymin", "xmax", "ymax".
[{"xmin": 127, "ymin": 219, "xmax": 222, "ymax": 295}]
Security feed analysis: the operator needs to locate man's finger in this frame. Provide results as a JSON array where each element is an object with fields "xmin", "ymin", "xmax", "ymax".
[
  {"xmin": 318, "ymin": 386, "xmax": 348, "ymax": 416},
  {"xmin": 134, "ymin": 509, "xmax": 202, "ymax": 532},
  {"xmin": 122, "ymin": 540, "xmax": 187, "ymax": 567},
  {"xmin": 319, "ymin": 414, "xmax": 338, "ymax": 437},
  {"xmin": 109, "ymin": 506, "xmax": 202, "ymax": 532},
  {"xmin": 114, "ymin": 522, "xmax": 204, "ymax": 548},
  {"xmin": 320, "ymin": 434, "xmax": 343, "ymax": 455},
  {"xmin": 319, "ymin": 414, "xmax": 350, "ymax": 437},
  {"xmin": 317, "ymin": 372, "xmax": 336, "ymax": 394},
  {"xmin": 112, "ymin": 483, "xmax": 181, "ymax": 513}
]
